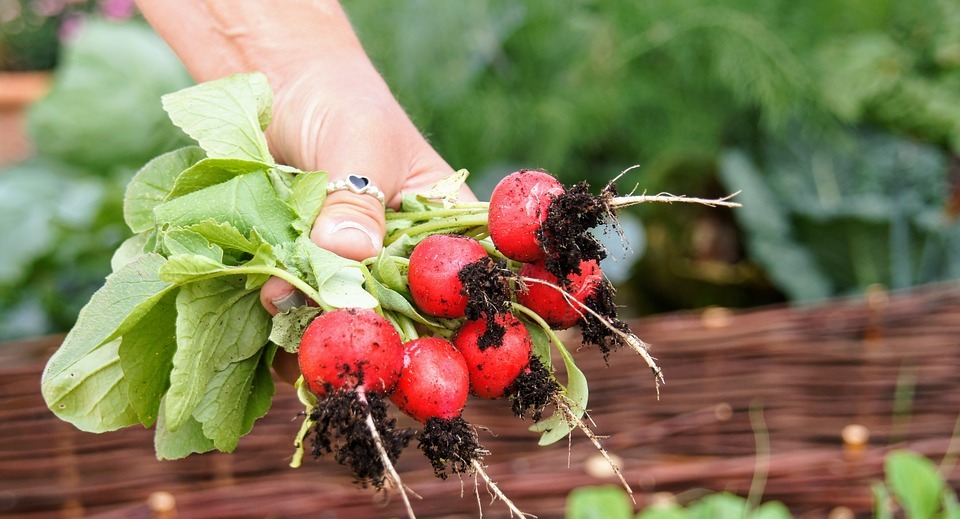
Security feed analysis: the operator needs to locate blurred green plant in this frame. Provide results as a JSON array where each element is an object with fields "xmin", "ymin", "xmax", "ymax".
[
  {"xmin": 565, "ymin": 486, "xmax": 792, "ymax": 519},
  {"xmin": 0, "ymin": 18, "xmax": 191, "ymax": 340},
  {"xmin": 566, "ymin": 451, "xmax": 960, "ymax": 518},
  {"xmin": 6, "ymin": 1, "xmax": 960, "ymax": 339},
  {"xmin": 719, "ymin": 128, "xmax": 959, "ymax": 302},
  {"xmin": 874, "ymin": 450, "xmax": 959, "ymax": 519},
  {"xmin": 343, "ymin": 0, "xmax": 960, "ymax": 308},
  {"xmin": 0, "ymin": 0, "xmax": 138, "ymax": 71}
]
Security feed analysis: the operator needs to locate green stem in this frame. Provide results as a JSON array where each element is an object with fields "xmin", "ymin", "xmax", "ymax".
[
  {"xmin": 512, "ymin": 302, "xmax": 565, "ymax": 352},
  {"xmin": 384, "ymin": 214, "xmax": 489, "ymax": 245},
  {"xmin": 397, "ymin": 314, "xmax": 419, "ymax": 341},
  {"xmin": 180, "ymin": 265, "xmax": 330, "ymax": 312},
  {"xmin": 385, "ymin": 205, "xmax": 488, "ymax": 221}
]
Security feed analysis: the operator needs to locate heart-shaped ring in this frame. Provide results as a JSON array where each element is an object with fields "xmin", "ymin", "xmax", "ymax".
[{"xmin": 326, "ymin": 174, "xmax": 386, "ymax": 206}]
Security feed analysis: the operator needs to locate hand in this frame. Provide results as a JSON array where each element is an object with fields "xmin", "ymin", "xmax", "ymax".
[
  {"xmin": 136, "ymin": 0, "xmax": 476, "ymax": 383},
  {"xmin": 259, "ymin": 58, "xmax": 476, "ymax": 315}
]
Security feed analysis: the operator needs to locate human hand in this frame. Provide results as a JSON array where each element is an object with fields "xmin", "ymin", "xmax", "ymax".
[
  {"xmin": 258, "ymin": 57, "xmax": 477, "ymax": 315},
  {"xmin": 135, "ymin": 0, "xmax": 475, "ymax": 381}
]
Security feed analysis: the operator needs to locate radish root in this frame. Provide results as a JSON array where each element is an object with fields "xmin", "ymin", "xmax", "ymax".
[
  {"xmin": 554, "ymin": 395, "xmax": 635, "ymax": 503},
  {"xmin": 520, "ymin": 276, "xmax": 665, "ymax": 396},
  {"xmin": 471, "ymin": 459, "xmax": 535, "ymax": 518},
  {"xmin": 357, "ymin": 388, "xmax": 418, "ymax": 519}
]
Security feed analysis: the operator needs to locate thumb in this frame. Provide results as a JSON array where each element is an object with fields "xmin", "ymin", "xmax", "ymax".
[{"xmin": 310, "ymin": 189, "xmax": 387, "ymax": 261}]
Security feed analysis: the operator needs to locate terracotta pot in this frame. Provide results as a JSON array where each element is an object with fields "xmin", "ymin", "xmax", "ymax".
[{"xmin": 0, "ymin": 71, "xmax": 52, "ymax": 167}]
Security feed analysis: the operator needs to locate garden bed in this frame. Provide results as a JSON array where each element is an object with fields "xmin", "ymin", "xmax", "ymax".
[{"xmin": 2, "ymin": 283, "xmax": 959, "ymax": 518}]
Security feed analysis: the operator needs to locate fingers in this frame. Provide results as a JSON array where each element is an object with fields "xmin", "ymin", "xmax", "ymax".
[
  {"xmin": 311, "ymin": 188, "xmax": 387, "ymax": 262},
  {"xmin": 260, "ymin": 276, "xmax": 303, "ymax": 315},
  {"xmin": 259, "ymin": 176, "xmax": 389, "ymax": 317}
]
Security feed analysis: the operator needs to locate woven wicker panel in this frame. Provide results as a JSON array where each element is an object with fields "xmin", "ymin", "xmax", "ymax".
[{"xmin": 2, "ymin": 283, "xmax": 959, "ymax": 518}]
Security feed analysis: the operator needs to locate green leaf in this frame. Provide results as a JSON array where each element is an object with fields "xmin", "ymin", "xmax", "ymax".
[
  {"xmin": 192, "ymin": 344, "xmax": 275, "ymax": 452},
  {"xmin": 687, "ymin": 493, "xmax": 748, "ymax": 519},
  {"xmin": 372, "ymin": 250, "xmax": 408, "ymax": 293},
  {"xmin": 319, "ymin": 267, "xmax": 379, "ymax": 309},
  {"xmin": 162, "ymin": 228, "xmax": 225, "ymax": 261},
  {"xmin": 285, "ymin": 235, "xmax": 374, "ymax": 309},
  {"xmin": 886, "ymin": 450, "xmax": 946, "ymax": 519},
  {"xmin": 944, "ymin": 488, "xmax": 960, "ymax": 519},
  {"xmin": 523, "ymin": 319, "xmax": 553, "ymax": 366},
  {"xmin": 164, "ymin": 277, "xmax": 270, "ymax": 431},
  {"xmin": 167, "ymin": 157, "xmax": 270, "ymax": 199},
  {"xmin": 366, "ymin": 277, "xmax": 437, "ymax": 326},
  {"xmin": 185, "ymin": 219, "xmax": 263, "ymax": 255},
  {"xmin": 565, "ymin": 485, "xmax": 633, "ymax": 519},
  {"xmin": 269, "ymin": 306, "xmax": 324, "ymax": 354},
  {"xmin": 873, "ymin": 482, "xmax": 894, "ymax": 519},
  {"xmin": 243, "ymin": 343, "xmax": 277, "ymax": 433},
  {"xmin": 119, "ymin": 291, "xmax": 178, "ymax": 428},
  {"xmin": 152, "ymin": 170, "xmax": 297, "ymax": 245},
  {"xmin": 42, "ymin": 253, "xmax": 176, "ymax": 431},
  {"xmin": 635, "ymin": 505, "xmax": 688, "ymax": 519},
  {"xmin": 416, "ymin": 168, "xmax": 470, "ymax": 208},
  {"xmin": 155, "ymin": 396, "xmax": 215, "ymax": 460},
  {"xmin": 161, "ymin": 72, "xmax": 274, "ymax": 163},
  {"xmin": 41, "ymin": 337, "xmax": 139, "ymax": 433},
  {"xmin": 243, "ymin": 242, "xmax": 278, "ymax": 290},
  {"xmin": 124, "ymin": 146, "xmax": 206, "ymax": 233},
  {"xmin": 158, "ymin": 254, "xmax": 231, "ymax": 284},
  {"xmin": 111, "ymin": 231, "xmax": 155, "ymax": 272},
  {"xmin": 288, "ymin": 170, "xmax": 328, "ymax": 234},
  {"xmin": 529, "ymin": 320, "xmax": 589, "ymax": 446},
  {"xmin": 751, "ymin": 501, "xmax": 792, "ymax": 519}
]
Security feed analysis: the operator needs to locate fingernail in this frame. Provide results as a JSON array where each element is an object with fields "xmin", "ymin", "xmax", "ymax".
[
  {"xmin": 272, "ymin": 290, "xmax": 307, "ymax": 312},
  {"xmin": 330, "ymin": 221, "xmax": 379, "ymax": 251}
]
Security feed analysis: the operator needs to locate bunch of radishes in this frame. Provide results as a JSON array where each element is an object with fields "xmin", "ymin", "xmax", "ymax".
[{"xmin": 282, "ymin": 168, "xmax": 737, "ymax": 517}]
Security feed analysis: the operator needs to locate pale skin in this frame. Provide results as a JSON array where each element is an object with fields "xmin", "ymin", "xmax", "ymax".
[{"xmin": 136, "ymin": 0, "xmax": 476, "ymax": 380}]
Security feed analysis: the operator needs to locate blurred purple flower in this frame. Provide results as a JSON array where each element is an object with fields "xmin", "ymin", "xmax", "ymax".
[{"xmin": 98, "ymin": 0, "xmax": 134, "ymax": 20}]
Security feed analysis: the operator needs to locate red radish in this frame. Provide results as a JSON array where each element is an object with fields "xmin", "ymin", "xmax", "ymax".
[
  {"xmin": 453, "ymin": 313, "xmax": 532, "ymax": 399},
  {"xmin": 519, "ymin": 259, "xmax": 603, "ymax": 330},
  {"xmin": 391, "ymin": 337, "xmax": 470, "ymax": 423},
  {"xmin": 488, "ymin": 169, "xmax": 565, "ymax": 262},
  {"xmin": 298, "ymin": 308, "xmax": 403, "ymax": 397},
  {"xmin": 408, "ymin": 234, "xmax": 488, "ymax": 318}
]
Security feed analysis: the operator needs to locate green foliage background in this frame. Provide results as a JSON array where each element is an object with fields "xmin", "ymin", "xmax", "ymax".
[{"xmin": 4, "ymin": 0, "xmax": 960, "ymax": 339}]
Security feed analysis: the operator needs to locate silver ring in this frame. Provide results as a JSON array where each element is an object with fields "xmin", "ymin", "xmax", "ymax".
[{"xmin": 326, "ymin": 174, "xmax": 386, "ymax": 206}]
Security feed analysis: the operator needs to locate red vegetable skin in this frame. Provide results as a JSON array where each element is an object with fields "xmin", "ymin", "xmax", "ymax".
[
  {"xmin": 408, "ymin": 234, "xmax": 489, "ymax": 318},
  {"xmin": 488, "ymin": 169, "xmax": 565, "ymax": 262},
  {"xmin": 298, "ymin": 308, "xmax": 404, "ymax": 397},
  {"xmin": 453, "ymin": 313, "xmax": 533, "ymax": 399},
  {"xmin": 390, "ymin": 337, "xmax": 470, "ymax": 423},
  {"xmin": 518, "ymin": 259, "xmax": 603, "ymax": 330}
]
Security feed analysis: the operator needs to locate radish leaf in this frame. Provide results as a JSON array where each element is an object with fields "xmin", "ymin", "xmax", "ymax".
[
  {"xmin": 42, "ymin": 337, "xmax": 140, "ymax": 433},
  {"xmin": 152, "ymin": 170, "xmax": 297, "ymax": 246},
  {"xmin": 270, "ymin": 306, "xmax": 323, "ymax": 354},
  {"xmin": 193, "ymin": 344, "xmax": 276, "ymax": 452},
  {"xmin": 123, "ymin": 146, "xmax": 205, "ymax": 233},
  {"xmin": 161, "ymin": 72, "xmax": 274, "ymax": 163},
  {"xmin": 288, "ymin": 170, "xmax": 328, "ymax": 234},
  {"xmin": 164, "ymin": 277, "xmax": 269, "ymax": 432},
  {"xmin": 168, "ymin": 157, "xmax": 269, "ymax": 199},
  {"xmin": 162, "ymin": 228, "xmax": 225, "ymax": 261},
  {"xmin": 155, "ymin": 396, "xmax": 214, "ymax": 460},
  {"xmin": 529, "ymin": 330, "xmax": 589, "ymax": 446},
  {"xmin": 41, "ymin": 253, "xmax": 176, "ymax": 432},
  {"xmin": 185, "ymin": 219, "xmax": 264, "ymax": 255},
  {"xmin": 119, "ymin": 291, "xmax": 178, "ymax": 428}
]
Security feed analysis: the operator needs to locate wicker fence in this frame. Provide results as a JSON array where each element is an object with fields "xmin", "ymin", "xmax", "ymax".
[{"xmin": 2, "ymin": 283, "xmax": 959, "ymax": 518}]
